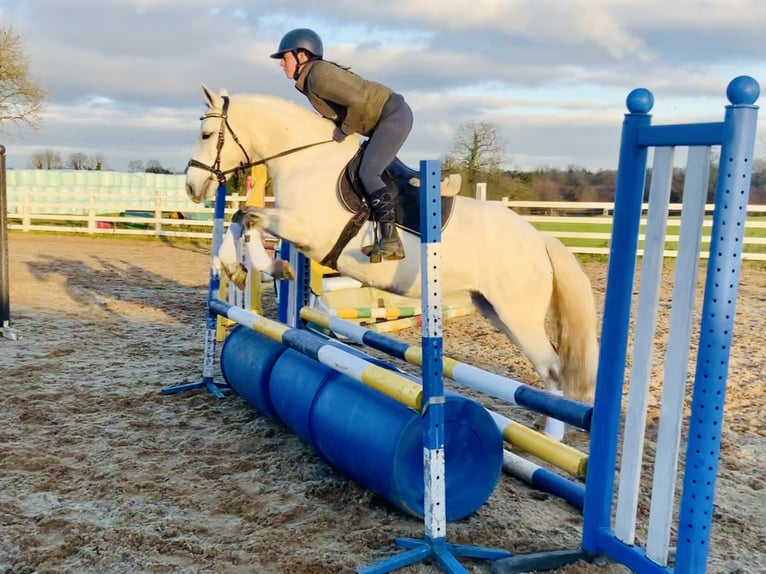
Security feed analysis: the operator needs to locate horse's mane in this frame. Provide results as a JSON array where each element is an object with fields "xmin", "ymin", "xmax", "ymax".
[{"xmin": 230, "ymin": 92, "xmax": 332, "ymax": 136}]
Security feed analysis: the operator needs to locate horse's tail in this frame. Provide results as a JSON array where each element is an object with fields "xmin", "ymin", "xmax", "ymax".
[{"xmin": 544, "ymin": 235, "xmax": 599, "ymax": 403}]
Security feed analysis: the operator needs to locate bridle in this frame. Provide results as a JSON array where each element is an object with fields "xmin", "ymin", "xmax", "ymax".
[{"xmin": 187, "ymin": 95, "xmax": 333, "ymax": 185}]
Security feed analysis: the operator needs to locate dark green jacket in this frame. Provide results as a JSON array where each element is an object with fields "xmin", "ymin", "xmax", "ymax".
[{"xmin": 294, "ymin": 60, "xmax": 392, "ymax": 137}]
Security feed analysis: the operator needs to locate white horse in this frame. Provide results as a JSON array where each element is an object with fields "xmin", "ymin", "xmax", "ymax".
[{"xmin": 185, "ymin": 85, "xmax": 599, "ymax": 438}]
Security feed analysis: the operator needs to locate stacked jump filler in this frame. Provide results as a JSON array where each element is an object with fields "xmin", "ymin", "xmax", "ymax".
[
  {"xmin": 183, "ymin": 157, "xmax": 595, "ymax": 571},
  {"xmin": 209, "ymin": 163, "xmax": 505, "ymax": 530}
]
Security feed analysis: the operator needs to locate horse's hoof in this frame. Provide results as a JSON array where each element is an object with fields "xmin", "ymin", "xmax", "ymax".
[
  {"xmin": 534, "ymin": 415, "xmax": 566, "ymax": 441},
  {"xmin": 222, "ymin": 263, "xmax": 248, "ymax": 290},
  {"xmin": 272, "ymin": 260, "xmax": 295, "ymax": 280},
  {"xmin": 232, "ymin": 273, "xmax": 248, "ymax": 291}
]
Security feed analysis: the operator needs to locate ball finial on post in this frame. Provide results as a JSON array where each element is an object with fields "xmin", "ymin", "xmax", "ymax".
[
  {"xmin": 726, "ymin": 75, "xmax": 760, "ymax": 105},
  {"xmin": 626, "ymin": 88, "xmax": 654, "ymax": 114}
]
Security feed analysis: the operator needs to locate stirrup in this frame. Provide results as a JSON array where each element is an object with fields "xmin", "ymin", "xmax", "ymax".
[{"xmin": 364, "ymin": 238, "xmax": 405, "ymax": 263}]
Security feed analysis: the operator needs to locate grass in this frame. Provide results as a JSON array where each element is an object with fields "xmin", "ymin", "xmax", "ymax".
[{"xmin": 532, "ymin": 214, "xmax": 766, "ymax": 257}]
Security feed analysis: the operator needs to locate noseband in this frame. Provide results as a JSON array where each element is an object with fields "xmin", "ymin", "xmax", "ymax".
[{"xmin": 187, "ymin": 95, "xmax": 334, "ymax": 185}]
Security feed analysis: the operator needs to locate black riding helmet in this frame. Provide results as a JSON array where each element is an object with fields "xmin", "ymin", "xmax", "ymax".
[{"xmin": 270, "ymin": 28, "xmax": 324, "ymax": 59}]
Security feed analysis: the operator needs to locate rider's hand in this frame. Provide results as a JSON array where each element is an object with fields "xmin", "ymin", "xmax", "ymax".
[{"xmin": 332, "ymin": 126, "xmax": 346, "ymax": 142}]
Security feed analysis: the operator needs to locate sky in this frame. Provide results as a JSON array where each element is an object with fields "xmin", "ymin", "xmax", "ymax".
[{"xmin": 1, "ymin": 0, "xmax": 765, "ymax": 174}]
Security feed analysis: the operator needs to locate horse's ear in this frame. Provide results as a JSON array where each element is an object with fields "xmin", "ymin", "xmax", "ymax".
[
  {"xmin": 220, "ymin": 87, "xmax": 229, "ymax": 97},
  {"xmin": 201, "ymin": 83, "xmax": 218, "ymax": 108}
]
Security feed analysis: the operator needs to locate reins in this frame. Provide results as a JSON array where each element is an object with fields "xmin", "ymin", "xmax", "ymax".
[
  {"xmin": 187, "ymin": 93, "xmax": 365, "ymax": 269},
  {"xmin": 187, "ymin": 95, "xmax": 333, "ymax": 184}
]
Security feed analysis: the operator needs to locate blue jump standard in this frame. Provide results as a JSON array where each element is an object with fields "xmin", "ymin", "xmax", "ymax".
[{"xmin": 162, "ymin": 182, "xmax": 230, "ymax": 398}]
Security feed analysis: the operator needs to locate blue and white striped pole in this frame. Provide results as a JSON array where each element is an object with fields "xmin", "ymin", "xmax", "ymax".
[
  {"xmin": 502, "ymin": 450, "xmax": 584, "ymax": 511},
  {"xmin": 360, "ymin": 163, "xmax": 511, "ymax": 573},
  {"xmin": 419, "ymin": 159, "xmax": 447, "ymax": 544},
  {"xmin": 300, "ymin": 307, "xmax": 592, "ymax": 430}
]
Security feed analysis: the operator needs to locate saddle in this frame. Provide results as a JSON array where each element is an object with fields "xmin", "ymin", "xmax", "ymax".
[
  {"xmin": 337, "ymin": 144, "xmax": 456, "ymax": 234},
  {"xmin": 321, "ymin": 145, "xmax": 457, "ymax": 268}
]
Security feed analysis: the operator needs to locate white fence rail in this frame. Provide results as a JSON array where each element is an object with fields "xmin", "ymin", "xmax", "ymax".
[
  {"xmin": 5, "ymin": 179, "xmax": 766, "ymax": 260},
  {"xmin": 501, "ymin": 200, "xmax": 766, "ymax": 261},
  {"xmin": 5, "ymin": 185, "xmax": 262, "ymax": 240}
]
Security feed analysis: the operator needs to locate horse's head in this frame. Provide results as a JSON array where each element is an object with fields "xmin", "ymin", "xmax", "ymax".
[
  {"xmin": 185, "ymin": 84, "xmax": 252, "ymax": 203},
  {"xmin": 186, "ymin": 84, "xmax": 358, "ymax": 204}
]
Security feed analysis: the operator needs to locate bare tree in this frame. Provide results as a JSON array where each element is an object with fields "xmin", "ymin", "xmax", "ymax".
[
  {"xmin": 66, "ymin": 152, "xmax": 89, "ymax": 170},
  {"xmin": 449, "ymin": 121, "xmax": 507, "ymax": 192},
  {"xmin": 64, "ymin": 152, "xmax": 108, "ymax": 170},
  {"xmin": 91, "ymin": 153, "xmax": 107, "ymax": 170},
  {"xmin": 28, "ymin": 148, "xmax": 62, "ymax": 169},
  {"xmin": 0, "ymin": 25, "xmax": 48, "ymax": 132},
  {"xmin": 127, "ymin": 160, "xmax": 144, "ymax": 173},
  {"xmin": 145, "ymin": 159, "xmax": 173, "ymax": 174}
]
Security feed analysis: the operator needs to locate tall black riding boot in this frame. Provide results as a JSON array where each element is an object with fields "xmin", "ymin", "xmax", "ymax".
[{"xmin": 363, "ymin": 187, "xmax": 405, "ymax": 263}]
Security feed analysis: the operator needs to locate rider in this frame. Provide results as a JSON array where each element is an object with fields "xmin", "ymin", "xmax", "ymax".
[{"xmin": 270, "ymin": 28, "xmax": 413, "ymax": 263}]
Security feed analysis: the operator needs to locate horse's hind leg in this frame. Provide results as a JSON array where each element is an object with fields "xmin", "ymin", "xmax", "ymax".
[{"xmin": 471, "ymin": 292, "xmax": 567, "ymax": 440}]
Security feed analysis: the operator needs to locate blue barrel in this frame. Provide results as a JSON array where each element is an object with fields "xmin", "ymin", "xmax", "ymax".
[
  {"xmin": 220, "ymin": 327, "xmax": 503, "ymax": 522},
  {"xmin": 219, "ymin": 325, "xmax": 287, "ymax": 420},
  {"xmin": 268, "ymin": 348, "xmax": 333, "ymax": 446}
]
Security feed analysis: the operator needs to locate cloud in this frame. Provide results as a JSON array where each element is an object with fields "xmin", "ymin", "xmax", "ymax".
[{"xmin": 1, "ymin": 0, "xmax": 764, "ymax": 172}]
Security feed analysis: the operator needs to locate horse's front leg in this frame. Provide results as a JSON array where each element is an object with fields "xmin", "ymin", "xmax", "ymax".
[
  {"xmin": 243, "ymin": 206, "xmax": 329, "ymax": 262},
  {"xmin": 243, "ymin": 205, "xmax": 316, "ymax": 258},
  {"xmin": 242, "ymin": 206, "xmax": 282, "ymax": 234},
  {"xmin": 219, "ymin": 210, "xmax": 295, "ymax": 290}
]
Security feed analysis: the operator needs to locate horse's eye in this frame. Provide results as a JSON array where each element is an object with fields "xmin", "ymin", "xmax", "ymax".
[{"xmin": 202, "ymin": 133, "xmax": 213, "ymax": 140}]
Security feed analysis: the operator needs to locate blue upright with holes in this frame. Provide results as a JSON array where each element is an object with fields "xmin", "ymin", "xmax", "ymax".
[{"xmin": 581, "ymin": 76, "xmax": 760, "ymax": 574}]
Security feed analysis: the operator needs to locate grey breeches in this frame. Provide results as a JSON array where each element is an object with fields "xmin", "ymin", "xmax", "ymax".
[{"xmin": 358, "ymin": 93, "xmax": 413, "ymax": 194}]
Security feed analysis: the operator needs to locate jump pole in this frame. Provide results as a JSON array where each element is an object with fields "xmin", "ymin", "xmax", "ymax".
[
  {"xmin": 300, "ymin": 306, "xmax": 592, "ymax": 432},
  {"xmin": 324, "ymin": 303, "xmax": 472, "ymax": 322},
  {"xmin": 363, "ymin": 305, "xmax": 476, "ymax": 333},
  {"xmin": 208, "ymin": 297, "xmax": 422, "ymax": 409},
  {"xmin": 302, "ymin": 306, "xmax": 589, "ymax": 478},
  {"xmin": 0, "ymin": 144, "xmax": 21, "ymax": 340},
  {"xmin": 488, "ymin": 410, "xmax": 587, "ymax": 479},
  {"xmin": 502, "ymin": 450, "xmax": 584, "ymax": 511}
]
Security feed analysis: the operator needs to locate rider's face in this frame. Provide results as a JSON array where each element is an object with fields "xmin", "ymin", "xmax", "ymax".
[{"xmin": 280, "ymin": 52, "xmax": 298, "ymax": 79}]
